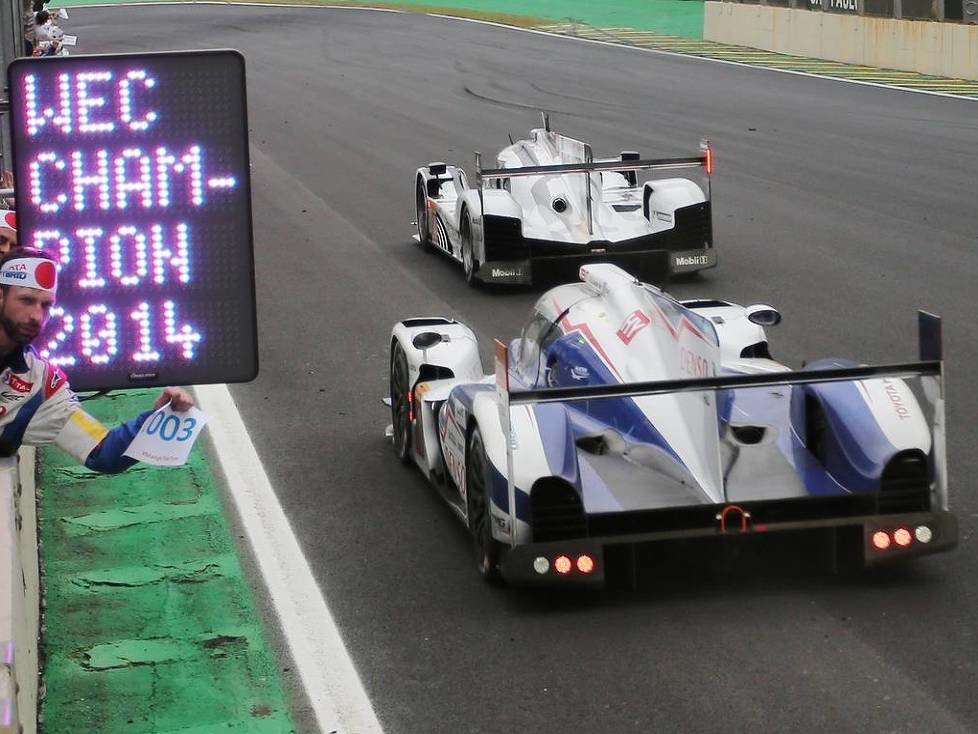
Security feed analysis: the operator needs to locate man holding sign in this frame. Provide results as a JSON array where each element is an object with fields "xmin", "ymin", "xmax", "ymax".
[{"xmin": 0, "ymin": 246, "xmax": 194, "ymax": 472}]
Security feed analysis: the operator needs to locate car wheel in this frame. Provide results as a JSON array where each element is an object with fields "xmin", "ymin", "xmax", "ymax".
[
  {"xmin": 415, "ymin": 180, "xmax": 432, "ymax": 251},
  {"xmin": 390, "ymin": 342, "xmax": 413, "ymax": 465},
  {"xmin": 460, "ymin": 212, "xmax": 480, "ymax": 287},
  {"xmin": 466, "ymin": 426, "xmax": 503, "ymax": 584}
]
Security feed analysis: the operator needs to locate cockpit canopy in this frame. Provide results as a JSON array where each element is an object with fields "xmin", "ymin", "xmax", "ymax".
[{"xmin": 512, "ymin": 264, "xmax": 719, "ymax": 389}]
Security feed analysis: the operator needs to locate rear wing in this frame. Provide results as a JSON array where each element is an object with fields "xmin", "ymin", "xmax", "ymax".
[
  {"xmin": 475, "ymin": 111, "xmax": 712, "ymax": 186},
  {"xmin": 475, "ymin": 140, "xmax": 713, "ymax": 235},
  {"xmin": 475, "ymin": 130, "xmax": 712, "ymax": 236},
  {"xmin": 475, "ymin": 153, "xmax": 710, "ymax": 185},
  {"xmin": 493, "ymin": 312, "xmax": 946, "ymax": 547}
]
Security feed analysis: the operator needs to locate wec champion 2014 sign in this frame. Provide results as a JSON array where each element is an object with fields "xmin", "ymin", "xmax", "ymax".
[{"xmin": 8, "ymin": 50, "xmax": 258, "ymax": 391}]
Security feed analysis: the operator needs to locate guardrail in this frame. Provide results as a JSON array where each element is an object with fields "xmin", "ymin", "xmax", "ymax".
[
  {"xmin": 716, "ymin": 0, "xmax": 977, "ymax": 24},
  {"xmin": 0, "ymin": 449, "xmax": 39, "ymax": 734}
]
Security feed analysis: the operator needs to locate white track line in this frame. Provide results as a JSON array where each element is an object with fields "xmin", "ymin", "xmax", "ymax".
[{"xmin": 194, "ymin": 383, "xmax": 384, "ymax": 734}]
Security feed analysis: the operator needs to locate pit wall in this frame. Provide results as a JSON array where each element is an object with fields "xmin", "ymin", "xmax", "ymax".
[
  {"xmin": 0, "ymin": 449, "xmax": 39, "ymax": 734},
  {"xmin": 705, "ymin": 1, "xmax": 978, "ymax": 81}
]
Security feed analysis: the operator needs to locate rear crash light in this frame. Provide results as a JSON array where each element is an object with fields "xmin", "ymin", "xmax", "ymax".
[
  {"xmin": 533, "ymin": 553, "xmax": 597, "ymax": 576},
  {"xmin": 700, "ymin": 139, "xmax": 714, "ymax": 176},
  {"xmin": 576, "ymin": 555, "xmax": 595, "ymax": 574},
  {"xmin": 870, "ymin": 525, "xmax": 933, "ymax": 551}
]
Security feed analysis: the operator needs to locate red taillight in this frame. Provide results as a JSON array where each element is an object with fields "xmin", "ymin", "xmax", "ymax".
[
  {"xmin": 407, "ymin": 389, "xmax": 414, "ymax": 423},
  {"xmin": 554, "ymin": 555, "xmax": 572, "ymax": 574},
  {"xmin": 872, "ymin": 531, "xmax": 891, "ymax": 550},
  {"xmin": 893, "ymin": 528, "xmax": 913, "ymax": 547},
  {"xmin": 701, "ymin": 140, "xmax": 714, "ymax": 176},
  {"xmin": 576, "ymin": 555, "xmax": 595, "ymax": 574}
]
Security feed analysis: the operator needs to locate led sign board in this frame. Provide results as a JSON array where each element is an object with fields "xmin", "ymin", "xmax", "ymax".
[{"xmin": 8, "ymin": 50, "xmax": 257, "ymax": 391}]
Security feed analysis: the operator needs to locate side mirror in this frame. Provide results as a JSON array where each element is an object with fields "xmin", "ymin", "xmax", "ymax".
[
  {"xmin": 412, "ymin": 331, "xmax": 445, "ymax": 349},
  {"xmin": 745, "ymin": 304, "xmax": 781, "ymax": 327}
]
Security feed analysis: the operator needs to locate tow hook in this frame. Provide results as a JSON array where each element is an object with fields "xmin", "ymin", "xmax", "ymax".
[{"xmin": 716, "ymin": 504, "xmax": 751, "ymax": 534}]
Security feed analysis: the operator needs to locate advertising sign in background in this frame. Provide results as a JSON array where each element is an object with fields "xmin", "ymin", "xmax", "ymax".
[
  {"xmin": 805, "ymin": 0, "xmax": 861, "ymax": 13},
  {"xmin": 8, "ymin": 50, "xmax": 257, "ymax": 391}
]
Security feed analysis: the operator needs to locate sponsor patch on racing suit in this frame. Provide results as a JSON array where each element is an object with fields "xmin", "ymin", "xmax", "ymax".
[{"xmin": 0, "ymin": 346, "xmax": 151, "ymax": 473}]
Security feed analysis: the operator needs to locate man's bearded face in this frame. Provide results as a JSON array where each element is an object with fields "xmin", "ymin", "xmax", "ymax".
[{"xmin": 0, "ymin": 286, "xmax": 54, "ymax": 345}]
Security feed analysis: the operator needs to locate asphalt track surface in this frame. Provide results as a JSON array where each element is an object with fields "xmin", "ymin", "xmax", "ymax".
[{"xmin": 71, "ymin": 6, "xmax": 978, "ymax": 732}]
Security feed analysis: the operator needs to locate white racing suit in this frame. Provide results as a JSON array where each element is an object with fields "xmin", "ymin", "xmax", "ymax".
[{"xmin": 0, "ymin": 346, "xmax": 151, "ymax": 473}]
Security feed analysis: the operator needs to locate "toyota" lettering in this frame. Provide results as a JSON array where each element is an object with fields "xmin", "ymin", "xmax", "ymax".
[{"xmin": 882, "ymin": 379, "xmax": 912, "ymax": 420}]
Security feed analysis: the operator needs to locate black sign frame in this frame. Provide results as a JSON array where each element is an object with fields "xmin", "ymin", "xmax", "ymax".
[{"xmin": 8, "ymin": 49, "xmax": 258, "ymax": 391}]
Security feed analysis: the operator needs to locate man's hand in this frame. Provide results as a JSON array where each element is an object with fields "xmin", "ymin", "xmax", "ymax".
[{"xmin": 154, "ymin": 386, "xmax": 194, "ymax": 412}]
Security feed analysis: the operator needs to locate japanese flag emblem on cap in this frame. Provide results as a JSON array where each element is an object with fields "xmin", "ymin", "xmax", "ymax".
[
  {"xmin": 0, "ymin": 257, "xmax": 58, "ymax": 293},
  {"xmin": 0, "ymin": 210, "xmax": 15, "ymax": 231}
]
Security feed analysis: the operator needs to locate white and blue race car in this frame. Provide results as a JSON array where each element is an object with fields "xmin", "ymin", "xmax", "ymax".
[
  {"xmin": 414, "ymin": 114, "xmax": 715, "ymax": 286},
  {"xmin": 389, "ymin": 263, "xmax": 955, "ymax": 586}
]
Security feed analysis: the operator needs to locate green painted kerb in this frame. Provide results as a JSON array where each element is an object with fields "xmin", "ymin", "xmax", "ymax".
[
  {"xmin": 53, "ymin": 0, "xmax": 707, "ymax": 39},
  {"xmin": 38, "ymin": 390, "xmax": 296, "ymax": 733},
  {"xmin": 346, "ymin": 0, "xmax": 705, "ymax": 38}
]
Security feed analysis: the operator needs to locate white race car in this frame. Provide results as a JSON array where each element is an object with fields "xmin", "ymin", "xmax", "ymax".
[
  {"xmin": 414, "ymin": 114, "xmax": 715, "ymax": 286},
  {"xmin": 389, "ymin": 263, "xmax": 955, "ymax": 587}
]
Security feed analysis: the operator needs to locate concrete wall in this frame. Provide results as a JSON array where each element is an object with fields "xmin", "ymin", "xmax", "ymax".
[
  {"xmin": 0, "ymin": 449, "xmax": 38, "ymax": 734},
  {"xmin": 705, "ymin": 2, "xmax": 978, "ymax": 81}
]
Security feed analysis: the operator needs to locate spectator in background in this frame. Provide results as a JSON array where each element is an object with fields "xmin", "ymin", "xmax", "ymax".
[
  {"xmin": 0, "ymin": 212, "xmax": 16, "ymax": 255},
  {"xmin": 31, "ymin": 9, "xmax": 65, "ymax": 56},
  {"xmin": 33, "ymin": 9, "xmax": 52, "ymax": 45},
  {"xmin": 36, "ymin": 24, "xmax": 63, "ymax": 56}
]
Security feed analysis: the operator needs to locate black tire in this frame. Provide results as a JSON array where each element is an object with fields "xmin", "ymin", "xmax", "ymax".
[
  {"xmin": 466, "ymin": 427, "xmax": 503, "ymax": 584},
  {"xmin": 460, "ymin": 212, "xmax": 480, "ymax": 287},
  {"xmin": 415, "ymin": 179, "xmax": 432, "ymax": 251},
  {"xmin": 390, "ymin": 342, "xmax": 413, "ymax": 465}
]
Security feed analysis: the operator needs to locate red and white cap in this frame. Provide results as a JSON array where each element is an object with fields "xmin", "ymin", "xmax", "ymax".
[
  {"xmin": 0, "ymin": 257, "xmax": 58, "ymax": 293},
  {"xmin": 0, "ymin": 210, "xmax": 15, "ymax": 232}
]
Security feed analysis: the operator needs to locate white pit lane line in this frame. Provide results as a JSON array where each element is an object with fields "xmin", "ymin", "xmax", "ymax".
[{"xmin": 194, "ymin": 384, "xmax": 384, "ymax": 734}]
